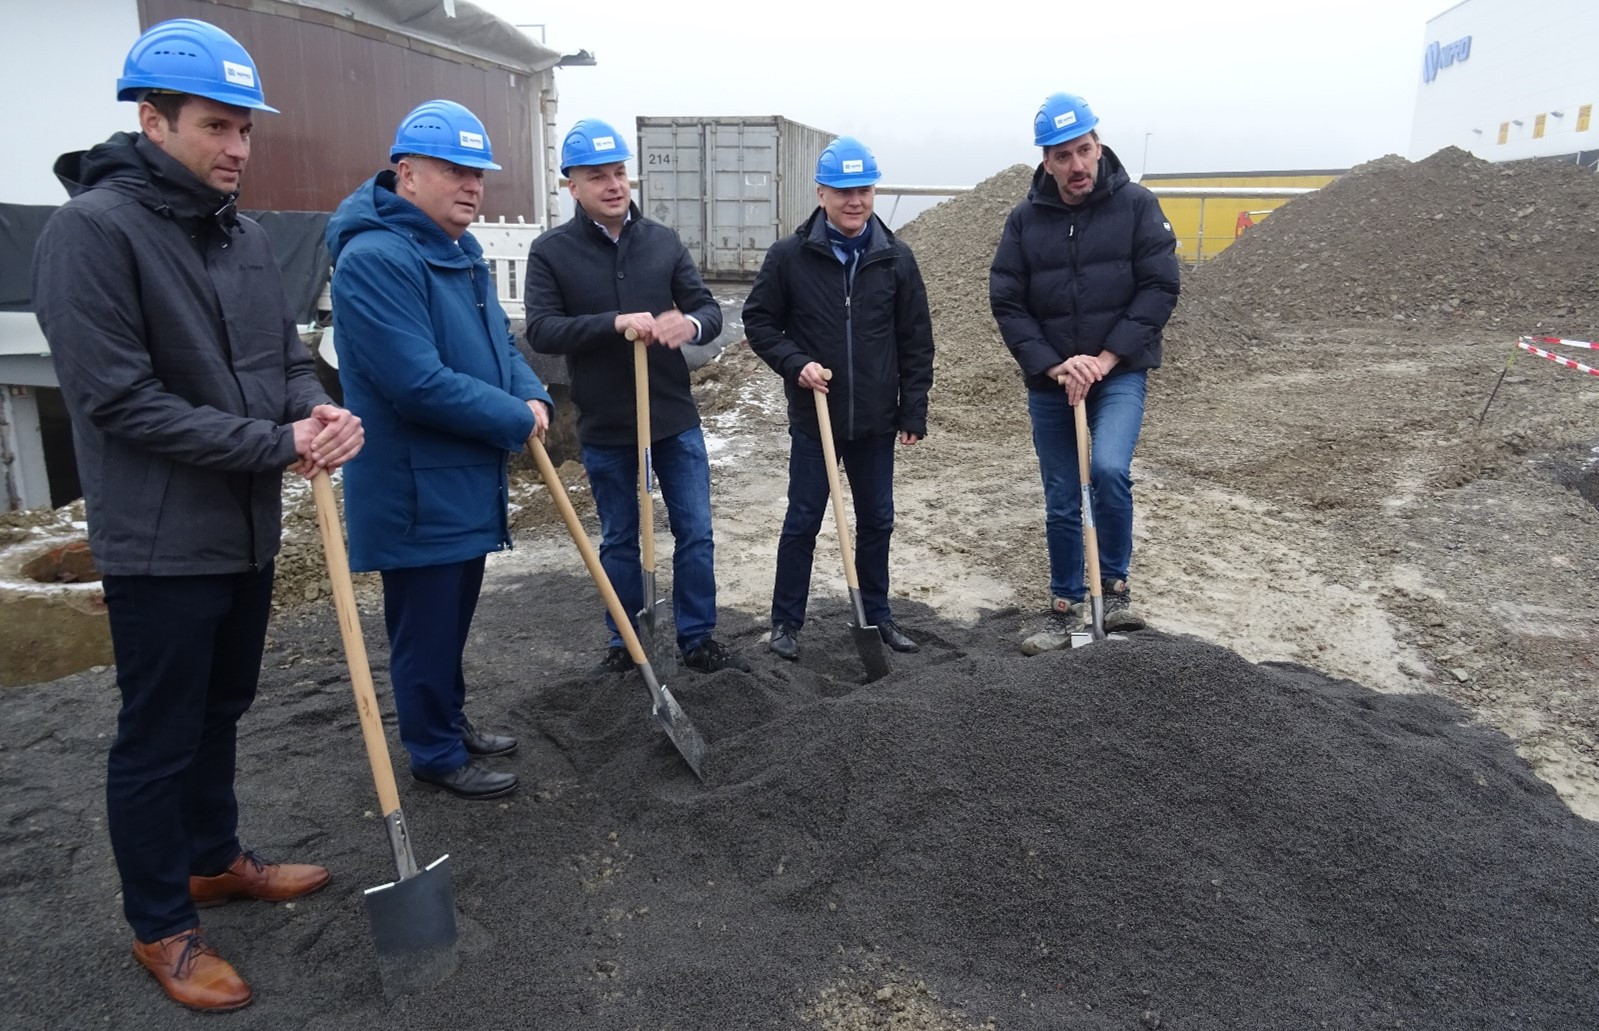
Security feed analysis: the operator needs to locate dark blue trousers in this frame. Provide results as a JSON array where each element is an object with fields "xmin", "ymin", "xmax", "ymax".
[
  {"xmin": 772, "ymin": 427, "xmax": 897, "ymax": 629},
  {"xmin": 380, "ymin": 557, "xmax": 485, "ymax": 776},
  {"xmin": 102, "ymin": 565, "xmax": 274, "ymax": 943}
]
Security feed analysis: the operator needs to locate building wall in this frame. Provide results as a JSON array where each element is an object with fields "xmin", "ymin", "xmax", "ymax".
[
  {"xmin": 1140, "ymin": 171, "xmax": 1343, "ymax": 262},
  {"xmin": 1410, "ymin": 0, "xmax": 1599, "ymax": 162},
  {"xmin": 141, "ymin": 0, "xmax": 546, "ymax": 219}
]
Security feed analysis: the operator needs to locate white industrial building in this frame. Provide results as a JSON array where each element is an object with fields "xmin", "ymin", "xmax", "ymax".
[{"xmin": 1410, "ymin": 0, "xmax": 1599, "ymax": 166}]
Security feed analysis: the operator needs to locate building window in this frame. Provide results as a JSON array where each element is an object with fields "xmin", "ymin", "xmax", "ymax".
[
  {"xmin": 1498, "ymin": 121, "xmax": 1510, "ymax": 145},
  {"xmin": 1579, "ymin": 105, "xmax": 1593, "ymax": 133}
]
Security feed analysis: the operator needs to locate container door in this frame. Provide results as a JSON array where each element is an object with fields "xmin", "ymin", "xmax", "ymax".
[
  {"xmin": 638, "ymin": 122, "xmax": 707, "ymax": 270},
  {"xmin": 707, "ymin": 121, "xmax": 779, "ymax": 277}
]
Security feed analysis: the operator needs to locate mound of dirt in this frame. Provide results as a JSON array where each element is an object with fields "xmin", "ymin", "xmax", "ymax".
[
  {"xmin": 896, "ymin": 165, "xmax": 1037, "ymax": 440},
  {"xmin": 1191, "ymin": 147, "xmax": 1599, "ymax": 332},
  {"xmin": 5, "ymin": 588, "xmax": 1597, "ymax": 1029}
]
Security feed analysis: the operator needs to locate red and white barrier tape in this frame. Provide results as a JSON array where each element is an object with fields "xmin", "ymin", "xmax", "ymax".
[
  {"xmin": 1516, "ymin": 337, "xmax": 1599, "ymax": 377},
  {"xmin": 1521, "ymin": 335, "xmax": 1599, "ymax": 351}
]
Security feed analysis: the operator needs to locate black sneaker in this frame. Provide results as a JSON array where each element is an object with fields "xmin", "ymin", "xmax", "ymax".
[
  {"xmin": 1020, "ymin": 597, "xmax": 1085, "ymax": 656},
  {"xmin": 1100, "ymin": 579, "xmax": 1146, "ymax": 631},
  {"xmin": 683, "ymin": 638, "xmax": 752, "ymax": 673},
  {"xmin": 596, "ymin": 645, "xmax": 632, "ymax": 674},
  {"xmin": 769, "ymin": 623, "xmax": 799, "ymax": 661}
]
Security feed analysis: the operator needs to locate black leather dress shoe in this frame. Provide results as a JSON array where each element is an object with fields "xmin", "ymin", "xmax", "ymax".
[
  {"xmin": 878, "ymin": 620, "xmax": 919, "ymax": 653},
  {"xmin": 769, "ymin": 624, "xmax": 799, "ymax": 661},
  {"xmin": 412, "ymin": 761, "xmax": 518, "ymax": 800},
  {"xmin": 461, "ymin": 716, "xmax": 517, "ymax": 758}
]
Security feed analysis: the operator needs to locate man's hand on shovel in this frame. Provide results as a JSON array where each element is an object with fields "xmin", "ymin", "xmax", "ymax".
[{"xmin": 525, "ymin": 399, "xmax": 551, "ymax": 447}]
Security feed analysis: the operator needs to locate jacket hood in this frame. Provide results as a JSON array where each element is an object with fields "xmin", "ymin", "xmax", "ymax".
[
  {"xmin": 1028, "ymin": 143, "xmax": 1131, "ymax": 212},
  {"xmin": 53, "ymin": 132, "xmax": 241, "ymax": 224},
  {"xmin": 326, "ymin": 169, "xmax": 481, "ymax": 267}
]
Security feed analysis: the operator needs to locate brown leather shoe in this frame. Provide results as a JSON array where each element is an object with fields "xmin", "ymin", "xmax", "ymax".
[
  {"xmin": 190, "ymin": 850, "xmax": 331, "ymax": 908},
  {"xmin": 132, "ymin": 928, "xmax": 253, "ymax": 1012}
]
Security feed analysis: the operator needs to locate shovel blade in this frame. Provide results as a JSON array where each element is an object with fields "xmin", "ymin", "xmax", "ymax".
[
  {"xmin": 850, "ymin": 622, "xmax": 893, "ymax": 682},
  {"xmin": 363, "ymin": 854, "xmax": 458, "ymax": 996},
  {"xmin": 636, "ymin": 600, "xmax": 676, "ymax": 677},
  {"xmin": 652, "ymin": 683, "xmax": 708, "ymax": 778}
]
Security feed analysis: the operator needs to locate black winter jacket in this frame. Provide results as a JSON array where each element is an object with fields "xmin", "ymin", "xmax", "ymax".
[
  {"xmin": 989, "ymin": 145, "xmax": 1180, "ymax": 391},
  {"xmin": 31, "ymin": 133, "xmax": 327, "ymax": 575},
  {"xmin": 523, "ymin": 203, "xmax": 721, "ymax": 448},
  {"xmin": 743, "ymin": 210, "xmax": 934, "ymax": 441}
]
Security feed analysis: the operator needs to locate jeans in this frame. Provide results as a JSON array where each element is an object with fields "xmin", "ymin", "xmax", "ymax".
[
  {"xmin": 102, "ymin": 564, "xmax": 275, "ymax": 943},
  {"xmin": 582, "ymin": 426, "xmax": 717, "ymax": 653},
  {"xmin": 1026, "ymin": 370, "xmax": 1147, "ymax": 601},
  {"xmin": 381, "ymin": 557, "xmax": 486, "ymax": 776},
  {"xmin": 772, "ymin": 427, "xmax": 897, "ymax": 628}
]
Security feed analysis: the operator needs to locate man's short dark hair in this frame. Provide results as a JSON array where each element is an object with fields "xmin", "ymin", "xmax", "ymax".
[{"xmin": 138, "ymin": 90, "xmax": 191, "ymax": 127}]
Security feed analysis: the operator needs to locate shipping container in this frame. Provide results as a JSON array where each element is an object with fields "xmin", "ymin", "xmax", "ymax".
[
  {"xmin": 637, "ymin": 116, "xmax": 836, "ymax": 280},
  {"xmin": 1141, "ymin": 169, "xmax": 1343, "ymax": 262}
]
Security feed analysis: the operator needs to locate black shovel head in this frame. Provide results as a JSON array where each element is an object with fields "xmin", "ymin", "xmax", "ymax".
[
  {"xmin": 363, "ymin": 854, "xmax": 458, "ymax": 996},
  {"xmin": 850, "ymin": 621, "xmax": 893, "ymax": 682}
]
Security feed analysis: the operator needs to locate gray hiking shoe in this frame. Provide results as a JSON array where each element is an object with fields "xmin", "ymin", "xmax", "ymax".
[
  {"xmin": 1020, "ymin": 597, "xmax": 1086, "ymax": 656},
  {"xmin": 1100, "ymin": 579, "xmax": 1146, "ymax": 632}
]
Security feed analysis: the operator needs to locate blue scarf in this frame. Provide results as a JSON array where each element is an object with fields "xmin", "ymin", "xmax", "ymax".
[{"xmin": 825, "ymin": 220, "xmax": 872, "ymax": 264}]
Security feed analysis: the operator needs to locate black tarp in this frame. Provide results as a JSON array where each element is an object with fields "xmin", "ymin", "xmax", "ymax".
[{"xmin": 0, "ymin": 203, "xmax": 331, "ymax": 323}]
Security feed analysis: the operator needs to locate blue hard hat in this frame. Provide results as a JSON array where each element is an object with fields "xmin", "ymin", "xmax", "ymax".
[
  {"xmin": 117, "ymin": 19, "xmax": 278, "ymax": 113},
  {"xmin": 1034, "ymin": 92, "xmax": 1099, "ymax": 147},
  {"xmin": 390, "ymin": 100, "xmax": 501, "ymax": 170},
  {"xmin": 561, "ymin": 119, "xmax": 631, "ymax": 175},
  {"xmin": 816, "ymin": 137, "xmax": 881, "ymax": 188}
]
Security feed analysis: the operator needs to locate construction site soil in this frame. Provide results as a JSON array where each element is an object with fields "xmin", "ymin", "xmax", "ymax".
[{"xmin": 3, "ymin": 147, "xmax": 1598, "ymax": 1029}]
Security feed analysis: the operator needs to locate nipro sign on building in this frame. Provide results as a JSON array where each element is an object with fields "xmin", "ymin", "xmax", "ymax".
[{"xmin": 1422, "ymin": 35, "xmax": 1472, "ymax": 83}]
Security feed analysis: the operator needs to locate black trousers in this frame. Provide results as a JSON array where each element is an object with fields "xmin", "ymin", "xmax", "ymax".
[{"xmin": 101, "ymin": 565, "xmax": 274, "ymax": 942}]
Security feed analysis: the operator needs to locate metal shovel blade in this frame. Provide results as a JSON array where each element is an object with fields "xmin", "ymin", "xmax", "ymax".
[
  {"xmin": 639, "ymin": 661, "xmax": 707, "ymax": 777},
  {"xmin": 362, "ymin": 853, "xmax": 458, "ymax": 997},
  {"xmin": 848, "ymin": 588, "xmax": 893, "ymax": 682},
  {"xmin": 636, "ymin": 572, "xmax": 676, "ymax": 677},
  {"xmin": 1070, "ymin": 596, "xmax": 1127, "ymax": 648}
]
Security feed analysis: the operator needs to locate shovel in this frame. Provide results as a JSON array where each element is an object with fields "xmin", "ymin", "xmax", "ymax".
[
  {"xmin": 812, "ymin": 372, "xmax": 893, "ymax": 682},
  {"xmin": 527, "ymin": 437, "xmax": 708, "ymax": 779},
  {"xmin": 1066, "ymin": 401, "xmax": 1128, "ymax": 649},
  {"xmin": 629, "ymin": 329, "xmax": 675, "ymax": 675},
  {"xmin": 309, "ymin": 471, "xmax": 457, "ymax": 996}
]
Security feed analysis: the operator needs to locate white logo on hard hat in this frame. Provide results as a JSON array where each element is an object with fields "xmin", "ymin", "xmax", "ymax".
[
  {"xmin": 593, "ymin": 136, "xmax": 617, "ymax": 151},
  {"xmin": 458, "ymin": 130, "xmax": 485, "ymax": 150},
  {"xmin": 222, "ymin": 61, "xmax": 255, "ymax": 88},
  {"xmin": 1054, "ymin": 110, "xmax": 1077, "ymax": 130},
  {"xmin": 842, "ymin": 159, "xmax": 864, "ymax": 174}
]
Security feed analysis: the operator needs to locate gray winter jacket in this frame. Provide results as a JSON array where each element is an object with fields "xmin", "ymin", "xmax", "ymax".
[{"xmin": 31, "ymin": 133, "xmax": 327, "ymax": 575}]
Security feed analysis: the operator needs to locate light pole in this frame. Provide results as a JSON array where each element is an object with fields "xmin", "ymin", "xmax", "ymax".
[{"xmin": 1140, "ymin": 132, "xmax": 1153, "ymax": 181}]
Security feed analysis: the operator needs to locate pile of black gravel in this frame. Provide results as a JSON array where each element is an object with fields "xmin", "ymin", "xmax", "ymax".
[{"xmin": 2, "ymin": 576, "xmax": 1596, "ymax": 1030}]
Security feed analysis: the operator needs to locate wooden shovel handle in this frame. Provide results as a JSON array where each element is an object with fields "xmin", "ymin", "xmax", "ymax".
[
  {"xmin": 1073, "ymin": 400, "xmax": 1104, "ymax": 598},
  {"xmin": 812, "ymin": 371, "xmax": 861, "ymax": 591},
  {"xmin": 310, "ymin": 471, "xmax": 402, "ymax": 817},
  {"xmin": 632, "ymin": 333, "xmax": 655, "ymax": 570},
  {"xmin": 529, "ymin": 437, "xmax": 651, "ymax": 667}
]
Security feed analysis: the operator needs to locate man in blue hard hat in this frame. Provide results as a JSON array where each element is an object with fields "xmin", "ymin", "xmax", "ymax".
[
  {"xmin": 743, "ymin": 137, "xmax": 935, "ymax": 662},
  {"xmin": 524, "ymin": 118, "xmax": 749, "ymax": 675},
  {"xmin": 326, "ymin": 100, "xmax": 554, "ymax": 801},
  {"xmin": 31, "ymin": 18, "xmax": 364, "ymax": 1012},
  {"xmin": 989, "ymin": 92, "xmax": 1180, "ymax": 654}
]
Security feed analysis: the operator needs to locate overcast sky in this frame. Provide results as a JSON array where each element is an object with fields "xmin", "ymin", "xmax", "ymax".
[{"xmin": 477, "ymin": 0, "xmax": 1451, "ymax": 193}]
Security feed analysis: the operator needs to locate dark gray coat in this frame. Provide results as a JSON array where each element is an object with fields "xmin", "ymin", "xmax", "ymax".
[{"xmin": 31, "ymin": 133, "xmax": 327, "ymax": 575}]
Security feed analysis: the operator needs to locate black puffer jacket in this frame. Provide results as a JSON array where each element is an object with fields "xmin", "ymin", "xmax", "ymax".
[
  {"xmin": 31, "ymin": 133, "xmax": 326, "ymax": 575},
  {"xmin": 523, "ymin": 203, "xmax": 721, "ymax": 448},
  {"xmin": 743, "ymin": 210, "xmax": 934, "ymax": 441},
  {"xmin": 989, "ymin": 145, "xmax": 1180, "ymax": 391}
]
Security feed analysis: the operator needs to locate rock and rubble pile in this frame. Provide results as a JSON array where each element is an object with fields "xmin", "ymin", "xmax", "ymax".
[
  {"xmin": 896, "ymin": 165, "xmax": 1036, "ymax": 438},
  {"xmin": 1191, "ymin": 147, "xmax": 1599, "ymax": 332}
]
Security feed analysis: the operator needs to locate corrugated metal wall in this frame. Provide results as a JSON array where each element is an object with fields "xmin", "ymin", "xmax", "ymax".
[{"xmin": 139, "ymin": 0, "xmax": 541, "ymax": 219}]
